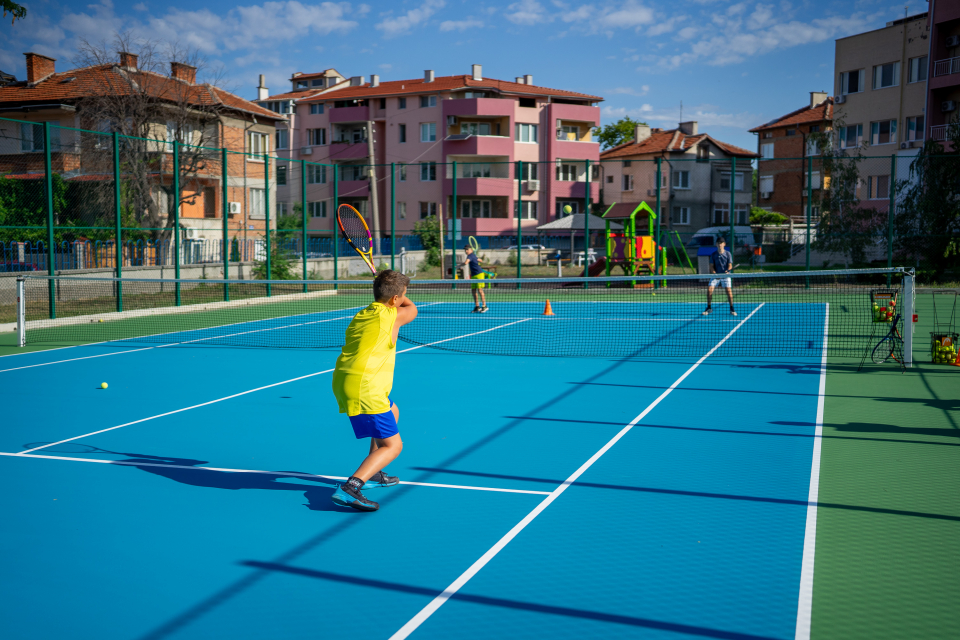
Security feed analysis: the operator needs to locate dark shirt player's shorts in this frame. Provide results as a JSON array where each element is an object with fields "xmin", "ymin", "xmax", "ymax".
[
  {"xmin": 348, "ymin": 399, "xmax": 399, "ymax": 439},
  {"xmin": 709, "ymin": 277, "xmax": 732, "ymax": 289}
]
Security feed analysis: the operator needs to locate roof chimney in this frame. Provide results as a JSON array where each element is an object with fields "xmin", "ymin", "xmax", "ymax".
[
  {"xmin": 371, "ymin": 74, "xmax": 380, "ymax": 88},
  {"xmin": 523, "ymin": 74, "xmax": 533, "ymax": 85},
  {"xmin": 634, "ymin": 123, "xmax": 651, "ymax": 143},
  {"xmin": 350, "ymin": 75, "xmax": 365, "ymax": 86},
  {"xmin": 119, "ymin": 52, "xmax": 138, "ymax": 71},
  {"xmin": 424, "ymin": 69, "xmax": 434, "ymax": 83},
  {"xmin": 471, "ymin": 64, "xmax": 482, "ymax": 81},
  {"xmin": 171, "ymin": 61, "xmax": 197, "ymax": 84},
  {"xmin": 678, "ymin": 121, "xmax": 698, "ymax": 135},
  {"xmin": 515, "ymin": 76, "xmax": 524, "ymax": 84},
  {"xmin": 257, "ymin": 74, "xmax": 269, "ymax": 101},
  {"xmin": 810, "ymin": 91, "xmax": 828, "ymax": 108},
  {"xmin": 24, "ymin": 52, "xmax": 56, "ymax": 85}
]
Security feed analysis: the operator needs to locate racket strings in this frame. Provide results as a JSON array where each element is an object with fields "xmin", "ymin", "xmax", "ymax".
[{"xmin": 338, "ymin": 206, "xmax": 372, "ymax": 252}]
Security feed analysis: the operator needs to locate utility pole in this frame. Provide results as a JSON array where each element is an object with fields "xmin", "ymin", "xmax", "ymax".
[{"xmin": 367, "ymin": 120, "xmax": 381, "ymax": 256}]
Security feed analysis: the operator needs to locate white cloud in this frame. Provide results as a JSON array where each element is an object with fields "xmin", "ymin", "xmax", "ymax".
[
  {"xmin": 603, "ymin": 103, "xmax": 761, "ymax": 130},
  {"xmin": 505, "ymin": 0, "xmax": 550, "ymax": 25},
  {"xmin": 608, "ymin": 85, "xmax": 650, "ymax": 97},
  {"xmin": 557, "ymin": 1, "xmax": 657, "ymax": 36},
  {"xmin": 133, "ymin": 3, "xmax": 148, "ymax": 11},
  {"xmin": 677, "ymin": 26, "xmax": 698, "ymax": 40},
  {"xmin": 375, "ymin": 0, "xmax": 445, "ymax": 37},
  {"xmin": 440, "ymin": 18, "xmax": 484, "ymax": 31},
  {"xmin": 379, "ymin": 63, "xmax": 393, "ymax": 70}
]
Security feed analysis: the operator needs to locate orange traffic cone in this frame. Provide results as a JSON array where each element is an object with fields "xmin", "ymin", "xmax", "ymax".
[
  {"xmin": 953, "ymin": 350, "xmax": 960, "ymax": 367},
  {"xmin": 543, "ymin": 299, "xmax": 555, "ymax": 316}
]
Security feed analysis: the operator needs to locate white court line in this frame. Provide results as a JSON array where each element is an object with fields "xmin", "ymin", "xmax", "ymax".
[
  {"xmin": 17, "ymin": 318, "xmax": 532, "ymax": 456},
  {"xmin": 795, "ymin": 303, "xmax": 829, "ymax": 640},
  {"xmin": 0, "ymin": 452, "xmax": 550, "ymax": 496},
  {"xmin": 389, "ymin": 302, "xmax": 766, "ymax": 640}
]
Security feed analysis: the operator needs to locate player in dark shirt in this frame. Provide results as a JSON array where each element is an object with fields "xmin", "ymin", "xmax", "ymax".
[
  {"xmin": 464, "ymin": 246, "xmax": 488, "ymax": 313},
  {"xmin": 703, "ymin": 237, "xmax": 737, "ymax": 316}
]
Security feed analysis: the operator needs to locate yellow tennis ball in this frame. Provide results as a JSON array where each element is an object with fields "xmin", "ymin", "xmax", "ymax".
[
  {"xmin": 563, "ymin": 205, "xmax": 572, "ymax": 214},
  {"xmin": 99, "ymin": 319, "xmax": 103, "ymax": 323},
  {"xmin": 101, "ymin": 382, "xmax": 108, "ymax": 389}
]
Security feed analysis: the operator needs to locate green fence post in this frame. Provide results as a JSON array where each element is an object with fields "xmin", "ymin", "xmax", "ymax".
[
  {"xmin": 222, "ymin": 148, "xmax": 229, "ymax": 301},
  {"xmin": 452, "ymin": 161, "xmax": 457, "ymax": 289},
  {"xmin": 43, "ymin": 122, "xmax": 56, "ymax": 319},
  {"xmin": 887, "ymin": 153, "xmax": 896, "ymax": 286},
  {"xmin": 805, "ymin": 156, "xmax": 813, "ymax": 288},
  {"xmin": 113, "ymin": 132, "xmax": 123, "ymax": 312},
  {"xmin": 333, "ymin": 164, "xmax": 338, "ymax": 288},
  {"xmin": 729, "ymin": 156, "xmax": 736, "ymax": 272},
  {"xmin": 173, "ymin": 140, "xmax": 181, "ymax": 306},
  {"xmin": 584, "ymin": 159, "xmax": 591, "ymax": 288},
  {"xmin": 301, "ymin": 159, "xmax": 308, "ymax": 290},
  {"xmin": 517, "ymin": 160, "xmax": 522, "ymax": 283},
  {"xmin": 655, "ymin": 157, "xmax": 662, "ymax": 285},
  {"xmin": 391, "ymin": 162, "xmax": 396, "ymax": 271},
  {"xmin": 265, "ymin": 153, "xmax": 271, "ymax": 297}
]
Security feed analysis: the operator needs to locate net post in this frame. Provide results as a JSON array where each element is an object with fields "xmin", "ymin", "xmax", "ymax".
[
  {"xmin": 391, "ymin": 162, "xmax": 396, "ymax": 271},
  {"xmin": 451, "ymin": 161, "xmax": 457, "ymax": 289},
  {"xmin": 656, "ymin": 157, "xmax": 662, "ymax": 287},
  {"xmin": 43, "ymin": 121, "xmax": 56, "ymax": 319},
  {"xmin": 333, "ymin": 164, "xmax": 338, "ymax": 289},
  {"xmin": 173, "ymin": 140, "xmax": 181, "ymax": 305},
  {"xmin": 301, "ymin": 159, "xmax": 308, "ymax": 291},
  {"xmin": 805, "ymin": 156, "xmax": 812, "ymax": 288},
  {"xmin": 222, "ymin": 148, "xmax": 230, "ymax": 302},
  {"xmin": 887, "ymin": 153, "xmax": 896, "ymax": 286},
  {"xmin": 584, "ymin": 158, "xmax": 590, "ymax": 290},
  {"xmin": 903, "ymin": 269, "xmax": 914, "ymax": 367},
  {"xmin": 265, "ymin": 152, "xmax": 271, "ymax": 297},
  {"xmin": 16, "ymin": 277, "xmax": 25, "ymax": 348},
  {"xmin": 517, "ymin": 160, "xmax": 522, "ymax": 286},
  {"xmin": 729, "ymin": 156, "xmax": 735, "ymax": 277},
  {"xmin": 113, "ymin": 131, "xmax": 123, "ymax": 313}
]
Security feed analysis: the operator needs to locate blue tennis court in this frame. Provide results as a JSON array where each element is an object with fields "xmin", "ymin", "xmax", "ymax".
[{"xmin": 0, "ymin": 295, "xmax": 828, "ymax": 640}]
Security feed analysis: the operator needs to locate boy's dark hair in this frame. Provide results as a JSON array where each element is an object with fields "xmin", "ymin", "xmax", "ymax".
[
  {"xmin": 373, "ymin": 270, "xmax": 410, "ymax": 301},
  {"xmin": 717, "ymin": 236, "xmax": 727, "ymax": 245}
]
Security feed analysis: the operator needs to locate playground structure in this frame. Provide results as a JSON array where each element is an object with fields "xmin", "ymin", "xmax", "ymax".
[{"xmin": 600, "ymin": 202, "xmax": 695, "ymax": 284}]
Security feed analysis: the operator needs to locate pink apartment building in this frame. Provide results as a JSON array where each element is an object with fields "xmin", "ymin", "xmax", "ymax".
[{"xmin": 258, "ymin": 65, "xmax": 603, "ymax": 239}]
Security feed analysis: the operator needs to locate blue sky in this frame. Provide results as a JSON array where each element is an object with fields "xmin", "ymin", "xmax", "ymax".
[{"xmin": 1, "ymin": 0, "xmax": 925, "ymax": 150}]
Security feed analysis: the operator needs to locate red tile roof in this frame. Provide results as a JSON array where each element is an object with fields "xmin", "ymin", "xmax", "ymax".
[
  {"xmin": 263, "ymin": 88, "xmax": 325, "ymax": 101},
  {"xmin": 749, "ymin": 98, "xmax": 833, "ymax": 133},
  {"xmin": 600, "ymin": 128, "xmax": 757, "ymax": 159},
  {"xmin": 298, "ymin": 74, "xmax": 602, "ymax": 103},
  {"xmin": 0, "ymin": 63, "xmax": 284, "ymax": 121}
]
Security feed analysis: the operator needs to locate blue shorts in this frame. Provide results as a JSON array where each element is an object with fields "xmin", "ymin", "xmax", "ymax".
[{"xmin": 348, "ymin": 401, "xmax": 398, "ymax": 439}]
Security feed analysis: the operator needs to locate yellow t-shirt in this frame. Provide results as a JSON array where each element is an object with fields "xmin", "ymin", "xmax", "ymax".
[{"xmin": 332, "ymin": 302, "xmax": 398, "ymax": 416}]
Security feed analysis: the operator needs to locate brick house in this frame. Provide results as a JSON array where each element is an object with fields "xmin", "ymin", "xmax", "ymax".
[{"xmin": 749, "ymin": 92, "xmax": 833, "ymax": 223}]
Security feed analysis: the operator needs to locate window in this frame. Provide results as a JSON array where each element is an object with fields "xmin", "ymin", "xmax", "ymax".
[
  {"xmin": 786, "ymin": 129, "xmax": 797, "ymax": 137},
  {"xmin": 307, "ymin": 164, "xmax": 327, "ymax": 184},
  {"xmin": 556, "ymin": 163, "xmax": 579, "ymax": 181},
  {"xmin": 515, "ymin": 163, "xmax": 539, "ymax": 180},
  {"xmin": 277, "ymin": 165, "xmax": 287, "ymax": 185},
  {"xmin": 672, "ymin": 171, "xmax": 690, "ymax": 189},
  {"xmin": 167, "ymin": 121, "xmax": 195, "ymax": 145},
  {"xmin": 519, "ymin": 201, "xmax": 537, "ymax": 219},
  {"xmin": 20, "ymin": 122, "xmax": 59, "ymax": 152},
  {"xmin": 672, "ymin": 206, "xmax": 690, "ymax": 225},
  {"xmin": 515, "ymin": 123, "xmax": 538, "ymax": 143},
  {"xmin": 870, "ymin": 120, "xmax": 897, "ymax": 145},
  {"xmin": 312, "ymin": 79, "xmax": 324, "ymax": 87},
  {"xmin": 557, "ymin": 125, "xmax": 579, "ymax": 141},
  {"xmin": 461, "ymin": 200, "xmax": 492, "ymax": 218},
  {"xmin": 296, "ymin": 81, "xmax": 308, "ymax": 89},
  {"xmin": 622, "ymin": 175, "xmax": 634, "ymax": 191},
  {"xmin": 908, "ymin": 56, "xmax": 928, "ymax": 83},
  {"xmin": 759, "ymin": 175, "xmax": 773, "ymax": 194},
  {"xmin": 661, "ymin": 172, "xmax": 668, "ymax": 188},
  {"xmin": 340, "ymin": 165, "xmax": 365, "ymax": 181},
  {"xmin": 464, "ymin": 91, "xmax": 487, "ymax": 99},
  {"xmin": 519, "ymin": 98, "xmax": 536, "ymax": 108},
  {"xmin": 277, "ymin": 201, "xmax": 290, "ymax": 217},
  {"xmin": 379, "ymin": 98, "xmax": 386, "ymax": 110},
  {"xmin": 809, "ymin": 125, "xmax": 820, "ymax": 133},
  {"xmin": 399, "ymin": 124, "xmax": 406, "ymax": 143},
  {"xmin": 249, "ymin": 188, "xmax": 265, "ymax": 219},
  {"xmin": 420, "ymin": 95, "xmax": 437, "ymax": 108},
  {"xmin": 310, "ymin": 104, "xmax": 324, "ymax": 115},
  {"xmin": 840, "ymin": 69, "xmax": 864, "ymax": 94},
  {"xmin": 840, "ymin": 124, "xmax": 863, "ymax": 149},
  {"xmin": 736, "ymin": 205, "xmax": 748, "ymax": 225},
  {"xmin": 606, "ymin": 175, "xmax": 614, "ymax": 184},
  {"xmin": 763, "ymin": 132, "xmax": 773, "ymax": 139},
  {"xmin": 808, "ymin": 171, "xmax": 821, "ymax": 189},
  {"xmin": 697, "ymin": 145, "xmax": 709, "ymax": 162},
  {"xmin": 463, "ymin": 163, "xmax": 492, "ymax": 178},
  {"xmin": 907, "ymin": 116, "xmax": 925, "ymax": 141},
  {"xmin": 308, "ymin": 128, "xmax": 327, "ymax": 146},
  {"xmin": 713, "ymin": 204, "xmax": 731, "ymax": 225},
  {"xmin": 873, "ymin": 62, "xmax": 900, "ymax": 89},
  {"xmin": 419, "ymin": 202, "xmax": 437, "ymax": 218},
  {"xmin": 806, "ymin": 139, "xmax": 820, "ymax": 156},
  {"xmin": 461, "ymin": 122, "xmax": 491, "ymax": 136},
  {"xmin": 719, "ymin": 172, "xmax": 744, "ymax": 191},
  {"xmin": 420, "ymin": 123, "xmax": 436, "ymax": 142},
  {"xmin": 623, "ymin": 160, "xmax": 632, "ymax": 167},
  {"xmin": 398, "ymin": 97, "xmax": 407, "ymax": 109},
  {"xmin": 556, "ymin": 200, "xmax": 579, "ymax": 217},
  {"xmin": 247, "ymin": 132, "xmax": 268, "ymax": 159},
  {"xmin": 592, "ymin": 165, "xmax": 601, "ymax": 181},
  {"xmin": 760, "ymin": 143, "xmax": 774, "ymax": 159},
  {"xmin": 868, "ymin": 175, "xmax": 890, "ymax": 200},
  {"xmin": 276, "ymin": 129, "xmax": 289, "ymax": 149},
  {"xmin": 308, "ymin": 201, "xmax": 327, "ymax": 218},
  {"xmin": 397, "ymin": 164, "xmax": 407, "ymax": 182},
  {"xmin": 397, "ymin": 202, "xmax": 407, "ymax": 219},
  {"xmin": 420, "ymin": 162, "xmax": 437, "ymax": 181}
]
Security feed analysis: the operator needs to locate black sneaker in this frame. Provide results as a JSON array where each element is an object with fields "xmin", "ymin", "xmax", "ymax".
[
  {"xmin": 479, "ymin": 306, "xmax": 489, "ymax": 313},
  {"xmin": 472, "ymin": 306, "xmax": 481, "ymax": 313},
  {"xmin": 702, "ymin": 307, "xmax": 712, "ymax": 316},
  {"xmin": 364, "ymin": 470, "xmax": 400, "ymax": 489},
  {"xmin": 331, "ymin": 482, "xmax": 379, "ymax": 511}
]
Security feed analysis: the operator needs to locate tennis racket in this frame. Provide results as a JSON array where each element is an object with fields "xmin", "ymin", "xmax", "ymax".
[
  {"xmin": 469, "ymin": 236, "xmax": 479, "ymax": 253},
  {"xmin": 336, "ymin": 204, "xmax": 376, "ymax": 275}
]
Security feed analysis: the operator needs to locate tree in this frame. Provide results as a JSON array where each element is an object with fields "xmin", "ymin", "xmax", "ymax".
[
  {"xmin": 2, "ymin": 0, "xmax": 26, "ymax": 25},
  {"xmin": 749, "ymin": 207, "xmax": 788, "ymax": 226},
  {"xmin": 893, "ymin": 122, "xmax": 960, "ymax": 278},
  {"xmin": 593, "ymin": 116, "xmax": 648, "ymax": 150},
  {"xmin": 413, "ymin": 215, "xmax": 441, "ymax": 267}
]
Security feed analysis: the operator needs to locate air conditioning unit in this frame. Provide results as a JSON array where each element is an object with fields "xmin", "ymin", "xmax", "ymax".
[
  {"xmin": 228, "ymin": 202, "xmax": 242, "ymax": 214},
  {"xmin": 761, "ymin": 191, "xmax": 772, "ymax": 199},
  {"xmin": 526, "ymin": 179, "xmax": 540, "ymax": 191},
  {"xmin": 900, "ymin": 141, "xmax": 911, "ymax": 149},
  {"xmin": 834, "ymin": 95, "xmax": 846, "ymax": 104},
  {"xmin": 300, "ymin": 147, "xmax": 313, "ymax": 155},
  {"xmin": 946, "ymin": 35, "xmax": 960, "ymax": 47},
  {"xmin": 446, "ymin": 115, "xmax": 457, "ymax": 126},
  {"xmin": 942, "ymin": 101, "xmax": 957, "ymax": 112}
]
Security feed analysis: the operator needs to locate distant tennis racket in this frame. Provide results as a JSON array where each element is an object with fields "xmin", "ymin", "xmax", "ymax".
[
  {"xmin": 336, "ymin": 204, "xmax": 376, "ymax": 275},
  {"xmin": 468, "ymin": 236, "xmax": 479, "ymax": 253}
]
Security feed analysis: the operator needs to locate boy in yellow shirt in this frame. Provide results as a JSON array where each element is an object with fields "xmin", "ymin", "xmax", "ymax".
[{"xmin": 330, "ymin": 270, "xmax": 418, "ymax": 511}]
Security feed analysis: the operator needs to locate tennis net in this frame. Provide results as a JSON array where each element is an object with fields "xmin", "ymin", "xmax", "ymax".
[{"xmin": 8, "ymin": 269, "xmax": 912, "ymax": 359}]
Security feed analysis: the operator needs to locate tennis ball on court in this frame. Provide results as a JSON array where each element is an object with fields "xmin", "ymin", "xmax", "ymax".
[
  {"xmin": 101, "ymin": 382, "xmax": 108, "ymax": 389},
  {"xmin": 563, "ymin": 205, "xmax": 572, "ymax": 214},
  {"xmin": 99, "ymin": 319, "xmax": 103, "ymax": 323}
]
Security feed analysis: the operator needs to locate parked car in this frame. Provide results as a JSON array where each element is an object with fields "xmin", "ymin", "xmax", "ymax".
[{"xmin": 683, "ymin": 226, "xmax": 757, "ymax": 253}]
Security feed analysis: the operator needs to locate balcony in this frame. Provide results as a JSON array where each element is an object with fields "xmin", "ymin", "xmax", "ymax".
[
  {"xmin": 931, "ymin": 124, "xmax": 952, "ymax": 141},
  {"xmin": 552, "ymin": 138, "xmax": 600, "ymax": 160},
  {"xmin": 336, "ymin": 178, "xmax": 370, "ymax": 198},
  {"xmin": 931, "ymin": 57, "xmax": 960, "ymax": 90},
  {"xmin": 443, "ymin": 98, "xmax": 515, "ymax": 118},
  {"xmin": 329, "ymin": 105, "xmax": 370, "ymax": 123},
  {"xmin": 329, "ymin": 140, "xmax": 369, "ymax": 160},
  {"xmin": 443, "ymin": 134, "xmax": 513, "ymax": 156}
]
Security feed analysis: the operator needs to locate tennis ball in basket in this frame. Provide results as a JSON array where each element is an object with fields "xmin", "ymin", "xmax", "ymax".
[
  {"xmin": 100, "ymin": 382, "xmax": 108, "ymax": 389},
  {"xmin": 563, "ymin": 205, "xmax": 572, "ymax": 214}
]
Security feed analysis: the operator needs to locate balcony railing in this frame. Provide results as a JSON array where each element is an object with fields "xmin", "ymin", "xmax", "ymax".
[
  {"xmin": 933, "ymin": 56, "xmax": 960, "ymax": 77},
  {"xmin": 931, "ymin": 124, "xmax": 951, "ymax": 141}
]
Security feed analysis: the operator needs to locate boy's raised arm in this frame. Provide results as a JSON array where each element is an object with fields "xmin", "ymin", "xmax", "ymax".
[{"xmin": 395, "ymin": 296, "xmax": 418, "ymax": 327}]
